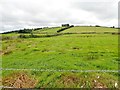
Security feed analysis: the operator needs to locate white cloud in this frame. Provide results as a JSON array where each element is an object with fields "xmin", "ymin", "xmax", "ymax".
[{"xmin": 0, "ymin": 0, "xmax": 119, "ymax": 33}]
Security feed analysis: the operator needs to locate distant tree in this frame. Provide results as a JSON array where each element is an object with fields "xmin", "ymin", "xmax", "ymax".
[
  {"xmin": 62, "ymin": 24, "xmax": 69, "ymax": 27},
  {"xmin": 113, "ymin": 26, "xmax": 115, "ymax": 28},
  {"xmin": 70, "ymin": 25, "xmax": 74, "ymax": 27},
  {"xmin": 18, "ymin": 28, "xmax": 32, "ymax": 33},
  {"xmin": 34, "ymin": 28, "xmax": 42, "ymax": 31},
  {"xmin": 95, "ymin": 25, "xmax": 100, "ymax": 27}
]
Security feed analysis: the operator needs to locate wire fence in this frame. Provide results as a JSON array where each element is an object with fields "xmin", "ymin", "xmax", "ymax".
[{"xmin": 1, "ymin": 68, "xmax": 119, "ymax": 72}]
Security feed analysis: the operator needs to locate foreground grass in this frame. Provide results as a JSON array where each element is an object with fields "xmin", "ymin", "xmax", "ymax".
[
  {"xmin": 2, "ymin": 70, "xmax": 118, "ymax": 88},
  {"xmin": 1, "ymin": 26, "xmax": 119, "ymax": 88}
]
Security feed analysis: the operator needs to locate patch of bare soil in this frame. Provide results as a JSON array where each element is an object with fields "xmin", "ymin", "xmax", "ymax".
[{"xmin": 3, "ymin": 72, "xmax": 37, "ymax": 88}]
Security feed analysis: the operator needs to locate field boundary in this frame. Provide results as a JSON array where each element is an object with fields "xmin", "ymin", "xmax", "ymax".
[{"xmin": 1, "ymin": 68, "xmax": 119, "ymax": 72}]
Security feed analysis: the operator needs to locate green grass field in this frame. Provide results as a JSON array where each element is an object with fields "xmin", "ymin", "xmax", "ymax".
[{"xmin": 1, "ymin": 26, "xmax": 119, "ymax": 88}]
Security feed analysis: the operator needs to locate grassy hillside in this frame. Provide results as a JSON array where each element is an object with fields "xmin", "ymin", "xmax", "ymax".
[
  {"xmin": 61, "ymin": 26, "xmax": 118, "ymax": 33},
  {"xmin": 33, "ymin": 27, "xmax": 61, "ymax": 34},
  {"xmin": 1, "ymin": 26, "xmax": 119, "ymax": 88}
]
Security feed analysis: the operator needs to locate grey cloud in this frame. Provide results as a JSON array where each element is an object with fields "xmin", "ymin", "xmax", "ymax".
[
  {"xmin": 72, "ymin": 2, "xmax": 117, "ymax": 20},
  {"xmin": 0, "ymin": 0, "xmax": 118, "ymax": 33}
]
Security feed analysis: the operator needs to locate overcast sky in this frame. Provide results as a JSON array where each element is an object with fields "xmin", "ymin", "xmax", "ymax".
[{"xmin": 0, "ymin": 0, "xmax": 119, "ymax": 33}]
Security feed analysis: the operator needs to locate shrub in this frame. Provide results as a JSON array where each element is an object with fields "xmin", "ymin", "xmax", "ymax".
[
  {"xmin": 95, "ymin": 25, "xmax": 101, "ymax": 27},
  {"xmin": 57, "ymin": 26, "xmax": 74, "ymax": 33},
  {"xmin": 18, "ymin": 29, "xmax": 32, "ymax": 33}
]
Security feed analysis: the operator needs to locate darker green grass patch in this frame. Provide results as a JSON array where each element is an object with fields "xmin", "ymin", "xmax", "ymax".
[{"xmin": 32, "ymin": 48, "xmax": 40, "ymax": 51}]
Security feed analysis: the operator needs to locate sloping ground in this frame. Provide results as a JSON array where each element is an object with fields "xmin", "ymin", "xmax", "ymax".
[
  {"xmin": 1, "ymin": 26, "xmax": 119, "ymax": 88},
  {"xmin": 61, "ymin": 26, "xmax": 118, "ymax": 33},
  {"xmin": 57, "ymin": 26, "xmax": 74, "ymax": 33},
  {"xmin": 2, "ymin": 34, "xmax": 118, "ymax": 70},
  {"xmin": 33, "ymin": 27, "xmax": 61, "ymax": 34}
]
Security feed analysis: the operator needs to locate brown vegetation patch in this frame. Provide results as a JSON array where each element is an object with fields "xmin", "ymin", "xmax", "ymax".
[
  {"xmin": 58, "ymin": 74, "xmax": 80, "ymax": 87},
  {"xmin": 3, "ymin": 72, "xmax": 37, "ymax": 88},
  {"xmin": 0, "ymin": 50, "xmax": 3, "ymax": 55},
  {"xmin": 92, "ymin": 80, "xmax": 107, "ymax": 88},
  {"xmin": 3, "ymin": 50, "xmax": 12, "ymax": 55},
  {"xmin": 0, "ymin": 50, "xmax": 12, "ymax": 55}
]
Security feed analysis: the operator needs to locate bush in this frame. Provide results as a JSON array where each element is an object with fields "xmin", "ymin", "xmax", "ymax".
[
  {"xmin": 62, "ymin": 24, "xmax": 69, "ymax": 27},
  {"xmin": 95, "ymin": 25, "xmax": 101, "ymax": 27},
  {"xmin": 57, "ymin": 26, "xmax": 74, "ymax": 33},
  {"xmin": 18, "ymin": 29, "xmax": 32, "ymax": 33}
]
